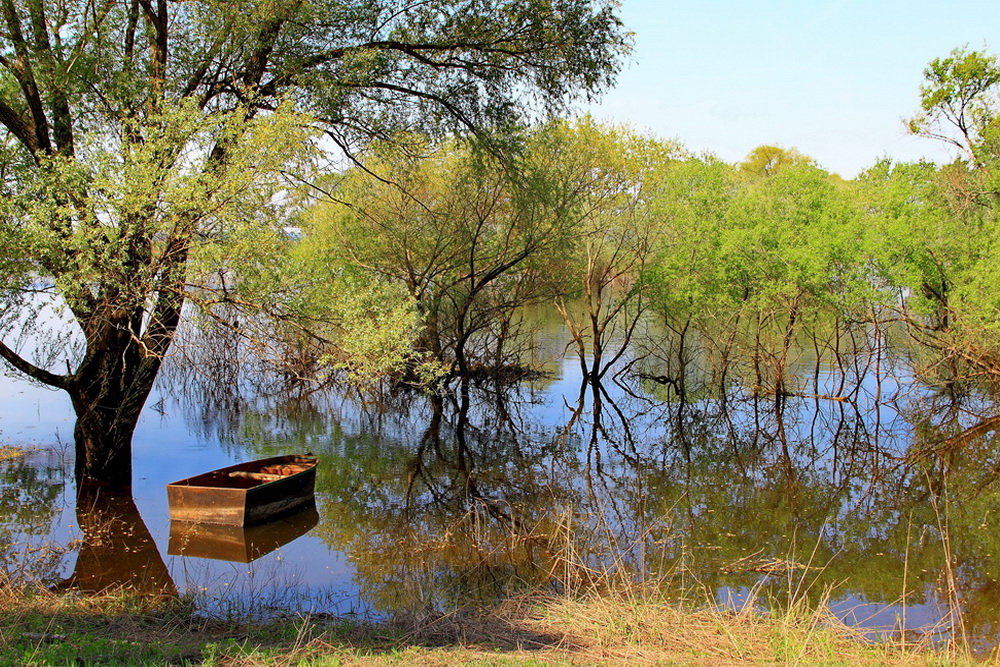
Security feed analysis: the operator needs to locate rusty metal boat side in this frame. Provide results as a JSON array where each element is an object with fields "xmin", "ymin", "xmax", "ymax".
[{"xmin": 166, "ymin": 455, "xmax": 317, "ymax": 526}]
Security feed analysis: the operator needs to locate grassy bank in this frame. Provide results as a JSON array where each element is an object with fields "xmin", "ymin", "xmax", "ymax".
[
  {"xmin": 0, "ymin": 582, "xmax": 982, "ymax": 666},
  {"xmin": 0, "ymin": 445, "xmax": 27, "ymax": 462}
]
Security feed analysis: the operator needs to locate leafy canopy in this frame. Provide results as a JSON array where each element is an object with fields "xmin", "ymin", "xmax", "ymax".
[{"xmin": 0, "ymin": 0, "xmax": 630, "ymax": 384}]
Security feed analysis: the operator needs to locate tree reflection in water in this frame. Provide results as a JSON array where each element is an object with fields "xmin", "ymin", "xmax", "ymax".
[
  {"xmin": 0, "ymin": 449, "xmax": 67, "ymax": 583},
  {"xmin": 56, "ymin": 484, "xmax": 176, "ymax": 598},
  {"xmin": 1, "ymin": 455, "xmax": 176, "ymax": 599},
  {"xmin": 175, "ymin": 364, "xmax": 998, "ymax": 648},
  {"xmin": 127, "ymin": 315, "xmax": 1000, "ymax": 648}
]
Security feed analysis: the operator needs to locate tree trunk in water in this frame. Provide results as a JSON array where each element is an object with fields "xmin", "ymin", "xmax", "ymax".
[
  {"xmin": 69, "ymin": 330, "xmax": 163, "ymax": 489},
  {"xmin": 775, "ymin": 302, "xmax": 799, "ymax": 398},
  {"xmin": 70, "ymin": 392, "xmax": 144, "ymax": 490}
]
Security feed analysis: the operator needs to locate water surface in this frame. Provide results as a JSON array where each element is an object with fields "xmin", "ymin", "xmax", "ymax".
[{"xmin": 1, "ymin": 320, "xmax": 999, "ymax": 651}]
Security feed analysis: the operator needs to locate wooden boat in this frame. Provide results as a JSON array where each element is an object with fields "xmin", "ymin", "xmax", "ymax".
[
  {"xmin": 166, "ymin": 455, "xmax": 318, "ymax": 526},
  {"xmin": 168, "ymin": 506, "xmax": 319, "ymax": 563}
]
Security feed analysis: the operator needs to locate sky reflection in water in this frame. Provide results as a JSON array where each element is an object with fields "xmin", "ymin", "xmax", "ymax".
[{"xmin": 1, "ymin": 323, "xmax": 999, "ymax": 650}]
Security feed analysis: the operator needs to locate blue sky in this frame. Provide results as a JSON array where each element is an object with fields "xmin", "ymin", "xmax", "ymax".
[{"xmin": 585, "ymin": 1, "xmax": 999, "ymax": 177}]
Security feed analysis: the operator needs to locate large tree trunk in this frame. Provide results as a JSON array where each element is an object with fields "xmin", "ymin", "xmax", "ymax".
[
  {"xmin": 69, "ymin": 381, "xmax": 154, "ymax": 490},
  {"xmin": 0, "ymin": 324, "xmax": 162, "ymax": 489},
  {"xmin": 68, "ymin": 315, "xmax": 170, "ymax": 489}
]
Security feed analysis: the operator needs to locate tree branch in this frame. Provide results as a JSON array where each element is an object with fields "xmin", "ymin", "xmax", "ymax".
[{"xmin": 0, "ymin": 338, "xmax": 71, "ymax": 388}]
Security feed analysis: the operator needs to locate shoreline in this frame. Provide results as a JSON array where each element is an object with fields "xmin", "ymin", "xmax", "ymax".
[{"xmin": 1, "ymin": 584, "xmax": 983, "ymax": 665}]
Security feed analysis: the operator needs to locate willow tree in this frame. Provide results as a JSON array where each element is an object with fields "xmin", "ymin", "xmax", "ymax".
[
  {"xmin": 0, "ymin": 0, "xmax": 628, "ymax": 488},
  {"xmin": 882, "ymin": 48, "xmax": 1000, "ymax": 376},
  {"xmin": 546, "ymin": 119, "xmax": 676, "ymax": 382},
  {"xmin": 301, "ymin": 132, "xmax": 580, "ymax": 378},
  {"xmin": 648, "ymin": 153, "xmax": 861, "ymax": 398}
]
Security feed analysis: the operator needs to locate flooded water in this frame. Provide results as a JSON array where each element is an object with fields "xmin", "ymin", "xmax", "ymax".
[{"xmin": 2, "ymin": 317, "xmax": 1000, "ymax": 651}]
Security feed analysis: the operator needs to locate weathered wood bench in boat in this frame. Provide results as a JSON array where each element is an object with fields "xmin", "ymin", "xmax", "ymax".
[{"xmin": 166, "ymin": 455, "xmax": 318, "ymax": 526}]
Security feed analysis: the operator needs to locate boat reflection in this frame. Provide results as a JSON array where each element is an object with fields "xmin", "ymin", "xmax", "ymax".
[{"xmin": 168, "ymin": 506, "xmax": 319, "ymax": 563}]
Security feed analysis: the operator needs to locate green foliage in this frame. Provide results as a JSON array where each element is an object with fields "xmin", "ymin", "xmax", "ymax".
[
  {"xmin": 864, "ymin": 47, "xmax": 1000, "ymax": 372},
  {"xmin": 649, "ymin": 154, "xmax": 862, "ymax": 330},
  {"xmin": 282, "ymin": 241, "xmax": 432, "ymax": 383},
  {"xmin": 538, "ymin": 118, "xmax": 680, "ymax": 377},
  {"xmin": 737, "ymin": 145, "xmax": 814, "ymax": 178},
  {"xmin": 647, "ymin": 156, "xmax": 741, "ymax": 319},
  {"xmin": 302, "ymin": 126, "xmax": 869, "ymax": 387},
  {"xmin": 857, "ymin": 160, "xmax": 971, "ymax": 321},
  {"xmin": 3, "ymin": 100, "xmax": 310, "ymax": 293},
  {"xmin": 728, "ymin": 163, "xmax": 861, "ymax": 306},
  {"xmin": 0, "ymin": 0, "xmax": 629, "ymax": 478},
  {"xmin": 300, "ymin": 127, "xmax": 596, "ymax": 375},
  {"xmin": 642, "ymin": 149, "xmax": 867, "ymax": 395},
  {"xmin": 909, "ymin": 47, "xmax": 1000, "ymax": 163}
]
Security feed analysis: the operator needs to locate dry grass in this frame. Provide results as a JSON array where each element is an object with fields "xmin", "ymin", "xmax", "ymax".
[
  {"xmin": 506, "ymin": 594, "xmax": 914, "ymax": 664},
  {"xmin": 0, "ymin": 444, "xmax": 26, "ymax": 462},
  {"xmin": 192, "ymin": 586, "xmax": 981, "ymax": 666},
  {"xmin": 349, "ymin": 592, "xmax": 968, "ymax": 666},
  {"xmin": 0, "ymin": 573, "xmax": 984, "ymax": 666},
  {"xmin": 0, "ymin": 501, "xmax": 985, "ymax": 665}
]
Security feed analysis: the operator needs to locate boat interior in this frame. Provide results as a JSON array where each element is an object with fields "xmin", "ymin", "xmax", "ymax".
[{"xmin": 170, "ymin": 458, "xmax": 315, "ymax": 489}]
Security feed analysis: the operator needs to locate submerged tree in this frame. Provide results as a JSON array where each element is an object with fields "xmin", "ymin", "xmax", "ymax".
[
  {"xmin": 547, "ymin": 119, "xmax": 676, "ymax": 382},
  {"xmin": 648, "ymin": 151, "xmax": 862, "ymax": 399},
  {"xmin": 868, "ymin": 47, "xmax": 1000, "ymax": 379},
  {"xmin": 300, "ymin": 119, "xmax": 665, "ymax": 380},
  {"xmin": 0, "ymin": 0, "xmax": 629, "ymax": 487},
  {"xmin": 302, "ymin": 135, "xmax": 574, "ymax": 377}
]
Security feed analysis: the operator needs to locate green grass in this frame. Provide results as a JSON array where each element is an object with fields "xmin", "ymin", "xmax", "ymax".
[{"xmin": 0, "ymin": 581, "xmax": 985, "ymax": 666}]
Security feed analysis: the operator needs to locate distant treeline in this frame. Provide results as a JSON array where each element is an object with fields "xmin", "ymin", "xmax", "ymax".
[{"xmin": 250, "ymin": 49, "xmax": 999, "ymax": 394}]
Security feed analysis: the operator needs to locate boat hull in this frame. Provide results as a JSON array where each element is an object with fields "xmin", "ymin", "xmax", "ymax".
[{"xmin": 166, "ymin": 455, "xmax": 317, "ymax": 526}]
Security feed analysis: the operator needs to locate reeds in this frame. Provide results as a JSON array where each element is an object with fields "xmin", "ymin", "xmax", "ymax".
[
  {"xmin": 0, "ymin": 566, "xmax": 979, "ymax": 665},
  {"xmin": 0, "ymin": 499, "xmax": 986, "ymax": 665}
]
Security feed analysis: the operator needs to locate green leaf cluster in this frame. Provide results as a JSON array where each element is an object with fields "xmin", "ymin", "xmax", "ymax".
[{"xmin": 648, "ymin": 152, "xmax": 862, "ymax": 330}]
